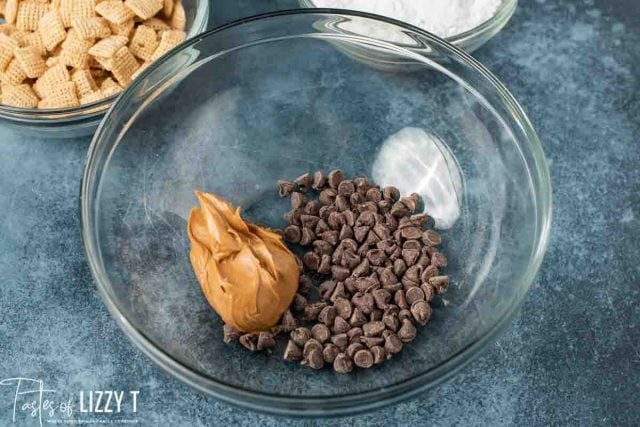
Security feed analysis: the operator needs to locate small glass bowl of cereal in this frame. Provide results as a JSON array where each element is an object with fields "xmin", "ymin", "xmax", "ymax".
[
  {"xmin": 82, "ymin": 10, "xmax": 551, "ymax": 417},
  {"xmin": 0, "ymin": 0, "xmax": 208, "ymax": 138}
]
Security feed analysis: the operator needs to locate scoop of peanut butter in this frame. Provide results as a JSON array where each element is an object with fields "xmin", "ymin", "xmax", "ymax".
[{"xmin": 187, "ymin": 191, "xmax": 299, "ymax": 333}]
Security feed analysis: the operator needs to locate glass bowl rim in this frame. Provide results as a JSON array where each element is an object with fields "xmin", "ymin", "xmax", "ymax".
[
  {"xmin": 81, "ymin": 8, "xmax": 553, "ymax": 416},
  {"xmin": 298, "ymin": 0, "xmax": 519, "ymax": 44},
  {"xmin": 0, "ymin": 0, "xmax": 209, "ymax": 122}
]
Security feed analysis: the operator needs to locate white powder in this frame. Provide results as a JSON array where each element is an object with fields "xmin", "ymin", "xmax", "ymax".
[{"xmin": 312, "ymin": 0, "xmax": 502, "ymax": 38}]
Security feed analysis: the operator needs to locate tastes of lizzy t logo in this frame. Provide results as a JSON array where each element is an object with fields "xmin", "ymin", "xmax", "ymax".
[{"xmin": 0, "ymin": 377, "xmax": 139, "ymax": 425}]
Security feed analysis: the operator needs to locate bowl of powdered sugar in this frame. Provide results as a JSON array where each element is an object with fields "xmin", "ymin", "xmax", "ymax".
[{"xmin": 300, "ymin": 0, "xmax": 517, "ymax": 67}]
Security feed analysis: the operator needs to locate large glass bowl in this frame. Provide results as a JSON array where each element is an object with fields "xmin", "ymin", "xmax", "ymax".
[
  {"xmin": 81, "ymin": 10, "xmax": 552, "ymax": 417},
  {"xmin": 0, "ymin": 0, "xmax": 208, "ymax": 138}
]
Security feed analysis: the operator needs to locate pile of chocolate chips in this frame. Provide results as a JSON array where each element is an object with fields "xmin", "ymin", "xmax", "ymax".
[{"xmin": 224, "ymin": 170, "xmax": 449, "ymax": 374}]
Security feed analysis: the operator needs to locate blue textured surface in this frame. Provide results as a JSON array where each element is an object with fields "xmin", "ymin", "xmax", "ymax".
[{"xmin": 0, "ymin": 0, "xmax": 638, "ymax": 425}]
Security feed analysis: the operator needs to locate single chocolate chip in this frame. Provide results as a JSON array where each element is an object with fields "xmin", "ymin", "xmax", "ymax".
[
  {"xmin": 314, "ymin": 238, "xmax": 335, "ymax": 255},
  {"xmin": 257, "ymin": 332, "xmax": 275, "ymax": 350},
  {"xmin": 278, "ymin": 180, "xmax": 296, "ymax": 197},
  {"xmin": 431, "ymin": 252, "xmax": 448, "ymax": 268},
  {"xmin": 304, "ymin": 200, "xmax": 321, "ymax": 216},
  {"xmin": 304, "ymin": 302, "xmax": 327, "ymax": 321},
  {"xmin": 416, "ymin": 254, "xmax": 431, "ymax": 269},
  {"xmin": 318, "ymin": 306, "xmax": 337, "ymax": 326},
  {"xmin": 303, "ymin": 338, "xmax": 323, "ymax": 358},
  {"xmin": 319, "ymin": 205, "xmax": 335, "ymax": 221},
  {"xmin": 379, "ymin": 268, "xmax": 398, "ymax": 288},
  {"xmin": 421, "ymin": 283, "xmax": 434, "ymax": 302},
  {"xmin": 390, "ymin": 202, "xmax": 409, "ymax": 218},
  {"xmin": 410, "ymin": 212, "xmax": 428, "ymax": 225},
  {"xmin": 350, "ymin": 308, "xmax": 367, "ymax": 327},
  {"xmin": 397, "ymin": 319, "xmax": 417, "ymax": 342},
  {"xmin": 319, "ymin": 280, "xmax": 337, "ymax": 300},
  {"xmin": 331, "ymin": 333, "xmax": 348, "ymax": 350},
  {"xmin": 284, "ymin": 225, "xmax": 301, "ymax": 243},
  {"xmin": 406, "ymin": 287, "xmax": 426, "ymax": 305},
  {"xmin": 239, "ymin": 334, "xmax": 258, "ymax": 351},
  {"xmin": 338, "ymin": 180, "xmax": 355, "ymax": 197},
  {"xmin": 370, "ymin": 309, "xmax": 383, "ymax": 321},
  {"xmin": 352, "ymin": 259, "xmax": 370, "ymax": 277},
  {"xmin": 398, "ymin": 309, "xmax": 412, "ymax": 322},
  {"xmin": 333, "ymin": 297, "xmax": 353, "ymax": 319},
  {"xmin": 399, "ymin": 196, "xmax": 418, "ymax": 213},
  {"xmin": 383, "ymin": 186, "xmax": 400, "ymax": 202},
  {"xmin": 383, "ymin": 313, "xmax": 400, "ymax": 332},
  {"xmin": 315, "ymin": 218, "xmax": 331, "ymax": 234},
  {"xmin": 283, "ymin": 340, "xmax": 302, "ymax": 361},
  {"xmin": 291, "ymin": 327, "xmax": 312, "ymax": 346},
  {"xmin": 312, "ymin": 171, "xmax": 327, "ymax": 190},
  {"xmin": 401, "ymin": 248, "xmax": 420, "ymax": 266},
  {"xmin": 300, "ymin": 228, "xmax": 315, "ymax": 246},
  {"xmin": 312, "ymin": 324, "xmax": 332, "ymax": 343},
  {"xmin": 354, "ymin": 225, "xmax": 370, "ymax": 243},
  {"xmin": 331, "ymin": 265, "xmax": 351, "ymax": 281},
  {"xmin": 357, "ymin": 211, "xmax": 376, "ymax": 227},
  {"xmin": 323, "ymin": 343, "xmax": 340, "ymax": 363},
  {"xmin": 403, "ymin": 239, "xmax": 422, "ymax": 250},
  {"xmin": 303, "ymin": 348, "xmax": 325, "ymax": 370},
  {"xmin": 319, "ymin": 188, "xmax": 337, "ymax": 205},
  {"xmin": 346, "ymin": 342, "xmax": 365, "ymax": 359},
  {"xmin": 429, "ymin": 276, "xmax": 450, "ymax": 294},
  {"xmin": 372, "ymin": 288, "xmax": 391, "ymax": 310},
  {"xmin": 343, "ymin": 210, "xmax": 356, "ymax": 227},
  {"xmin": 367, "ymin": 249, "xmax": 386, "ymax": 266},
  {"xmin": 373, "ymin": 223, "xmax": 391, "ymax": 241},
  {"xmin": 341, "ymin": 250, "xmax": 360, "ymax": 270},
  {"xmin": 402, "ymin": 276, "xmax": 420, "ymax": 291},
  {"xmin": 360, "ymin": 336, "xmax": 384, "ymax": 348},
  {"xmin": 302, "ymin": 252, "xmax": 320, "ymax": 270},
  {"xmin": 223, "ymin": 325, "xmax": 240, "ymax": 344},
  {"xmin": 295, "ymin": 173, "xmax": 312, "ymax": 192},
  {"xmin": 350, "ymin": 192, "xmax": 365, "ymax": 206},
  {"xmin": 378, "ymin": 200, "xmax": 391, "ymax": 214},
  {"xmin": 405, "ymin": 264, "xmax": 423, "ymax": 283},
  {"xmin": 332, "ymin": 245, "xmax": 345, "ymax": 265},
  {"xmin": 384, "ymin": 333, "xmax": 403, "ymax": 354},
  {"xmin": 371, "ymin": 346, "xmax": 386, "ymax": 364},
  {"xmin": 284, "ymin": 209, "xmax": 302, "ymax": 226},
  {"xmin": 385, "ymin": 305, "xmax": 400, "ymax": 316},
  {"xmin": 339, "ymin": 224, "xmax": 354, "ymax": 240},
  {"xmin": 352, "ymin": 292, "xmax": 375, "ymax": 314},
  {"xmin": 353, "ymin": 177, "xmax": 372, "ymax": 194},
  {"xmin": 421, "ymin": 265, "xmax": 439, "ymax": 282},
  {"xmin": 291, "ymin": 192, "xmax": 306, "ymax": 209},
  {"xmin": 401, "ymin": 226, "xmax": 422, "ymax": 240},
  {"xmin": 347, "ymin": 327, "xmax": 363, "ymax": 343},
  {"xmin": 300, "ymin": 214, "xmax": 320, "ymax": 230},
  {"xmin": 333, "ymin": 353, "xmax": 353, "ymax": 374},
  {"xmin": 422, "ymin": 231, "xmax": 441, "ymax": 248},
  {"xmin": 332, "ymin": 316, "xmax": 351, "ymax": 334},
  {"xmin": 280, "ymin": 310, "xmax": 297, "ymax": 332},
  {"xmin": 393, "ymin": 259, "xmax": 407, "ymax": 277},
  {"xmin": 318, "ymin": 254, "xmax": 332, "ymax": 274},
  {"xmin": 363, "ymin": 187, "xmax": 381, "ymax": 203},
  {"xmin": 394, "ymin": 289, "xmax": 409, "ymax": 309},
  {"xmin": 353, "ymin": 349, "xmax": 374, "ymax": 368},
  {"xmin": 390, "ymin": 246, "xmax": 402, "ymax": 261},
  {"xmin": 293, "ymin": 293, "xmax": 308, "ymax": 312},
  {"xmin": 411, "ymin": 301, "xmax": 432, "ymax": 326},
  {"xmin": 341, "ymin": 238, "xmax": 358, "ymax": 253},
  {"xmin": 330, "ymin": 282, "xmax": 347, "ymax": 302},
  {"xmin": 335, "ymin": 195, "xmax": 350, "ymax": 212},
  {"xmin": 363, "ymin": 321, "xmax": 386, "ymax": 337},
  {"xmin": 327, "ymin": 211, "xmax": 345, "ymax": 230},
  {"xmin": 328, "ymin": 169, "xmax": 344, "ymax": 189},
  {"xmin": 377, "ymin": 239, "xmax": 395, "ymax": 254}
]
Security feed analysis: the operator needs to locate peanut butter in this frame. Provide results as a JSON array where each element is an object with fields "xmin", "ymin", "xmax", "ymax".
[{"xmin": 187, "ymin": 191, "xmax": 299, "ymax": 333}]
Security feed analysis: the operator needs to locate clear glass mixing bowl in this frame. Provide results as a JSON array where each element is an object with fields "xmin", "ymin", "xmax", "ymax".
[
  {"xmin": 81, "ymin": 10, "xmax": 551, "ymax": 417},
  {"xmin": 0, "ymin": 0, "xmax": 208, "ymax": 138}
]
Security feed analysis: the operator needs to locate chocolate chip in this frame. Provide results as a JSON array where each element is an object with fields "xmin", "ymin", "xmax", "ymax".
[
  {"xmin": 384, "ymin": 333, "xmax": 403, "ymax": 354},
  {"xmin": 331, "ymin": 245, "xmax": 345, "ymax": 265},
  {"xmin": 300, "ymin": 214, "xmax": 320, "ymax": 230},
  {"xmin": 290, "ymin": 327, "xmax": 312, "ymax": 346},
  {"xmin": 421, "ymin": 283, "xmax": 434, "ymax": 302},
  {"xmin": 303, "ymin": 338, "xmax": 323, "ymax": 358},
  {"xmin": 394, "ymin": 289, "xmax": 409, "ymax": 309},
  {"xmin": 367, "ymin": 249, "xmax": 386, "ymax": 266},
  {"xmin": 346, "ymin": 342, "xmax": 365, "ymax": 359},
  {"xmin": 405, "ymin": 264, "xmax": 422, "ymax": 283},
  {"xmin": 347, "ymin": 327, "xmax": 363, "ymax": 344},
  {"xmin": 366, "ymin": 187, "xmax": 383, "ymax": 203},
  {"xmin": 373, "ymin": 223, "xmax": 391, "ymax": 241},
  {"xmin": 328, "ymin": 169, "xmax": 344, "ymax": 189},
  {"xmin": 284, "ymin": 225, "xmax": 301, "ymax": 243},
  {"xmin": 353, "ymin": 177, "xmax": 372, "ymax": 194},
  {"xmin": 303, "ymin": 348, "xmax": 324, "ymax": 370},
  {"xmin": 399, "ymin": 196, "xmax": 418, "ymax": 213},
  {"xmin": 352, "ymin": 259, "xmax": 370, "ymax": 277},
  {"xmin": 295, "ymin": 173, "xmax": 312, "ymax": 192},
  {"xmin": 398, "ymin": 309, "xmax": 412, "ymax": 322},
  {"xmin": 390, "ymin": 246, "xmax": 402, "ymax": 261},
  {"xmin": 318, "ymin": 306, "xmax": 337, "ymax": 326},
  {"xmin": 311, "ymin": 323, "xmax": 331, "ymax": 343},
  {"xmin": 393, "ymin": 259, "xmax": 407, "ymax": 277},
  {"xmin": 372, "ymin": 288, "xmax": 391, "ymax": 310},
  {"xmin": 331, "ymin": 333, "xmax": 348, "ymax": 350},
  {"xmin": 319, "ymin": 280, "xmax": 336, "ymax": 300},
  {"xmin": 401, "ymin": 226, "xmax": 422, "ymax": 240},
  {"xmin": 332, "ymin": 316, "xmax": 351, "ymax": 334},
  {"xmin": 371, "ymin": 346, "xmax": 386, "ymax": 364},
  {"xmin": 352, "ymin": 292, "xmax": 375, "ymax": 314},
  {"xmin": 429, "ymin": 275, "xmax": 449, "ymax": 294},
  {"xmin": 379, "ymin": 268, "xmax": 398, "ymax": 288},
  {"xmin": 312, "ymin": 171, "xmax": 327, "ymax": 189},
  {"xmin": 315, "ymin": 218, "xmax": 331, "ymax": 234},
  {"xmin": 333, "ymin": 297, "xmax": 353, "ymax": 319},
  {"xmin": 278, "ymin": 180, "xmax": 296, "ymax": 197},
  {"xmin": 397, "ymin": 319, "xmax": 417, "ymax": 342},
  {"xmin": 421, "ymin": 265, "xmax": 439, "ymax": 282},
  {"xmin": 323, "ymin": 343, "xmax": 340, "ymax": 363},
  {"xmin": 223, "ymin": 325, "xmax": 240, "ymax": 344},
  {"xmin": 335, "ymin": 195, "xmax": 350, "ymax": 212},
  {"xmin": 319, "ymin": 188, "xmax": 337, "ymax": 205},
  {"xmin": 402, "ymin": 276, "xmax": 420, "ymax": 290},
  {"xmin": 350, "ymin": 192, "xmax": 365, "ymax": 206},
  {"xmin": 403, "ymin": 239, "xmax": 421, "ymax": 251},
  {"xmin": 350, "ymin": 308, "xmax": 367, "ymax": 327},
  {"xmin": 341, "ymin": 238, "xmax": 358, "ymax": 253},
  {"xmin": 416, "ymin": 254, "xmax": 431, "ymax": 268},
  {"xmin": 304, "ymin": 302, "xmax": 327, "ymax": 321},
  {"xmin": 280, "ymin": 310, "xmax": 297, "ymax": 332},
  {"xmin": 411, "ymin": 301, "xmax": 432, "ymax": 326},
  {"xmin": 283, "ymin": 340, "xmax": 302, "ymax": 361},
  {"xmin": 300, "ymin": 228, "xmax": 315, "ymax": 246},
  {"xmin": 376, "ymin": 239, "xmax": 395, "ymax": 255},
  {"xmin": 390, "ymin": 201, "xmax": 409, "ymax": 217},
  {"xmin": 353, "ymin": 349, "xmax": 374, "ymax": 368},
  {"xmin": 319, "ymin": 205, "xmax": 335, "ymax": 221},
  {"xmin": 293, "ymin": 293, "xmax": 308, "ymax": 312},
  {"xmin": 354, "ymin": 225, "xmax": 370, "ymax": 243},
  {"xmin": 406, "ymin": 287, "xmax": 426, "ymax": 305},
  {"xmin": 318, "ymin": 254, "xmax": 332, "ymax": 274},
  {"xmin": 291, "ymin": 192, "xmax": 306, "ymax": 209},
  {"xmin": 360, "ymin": 336, "xmax": 384, "ymax": 348},
  {"xmin": 304, "ymin": 200, "xmax": 321, "ymax": 216},
  {"xmin": 338, "ymin": 180, "xmax": 355, "ymax": 197},
  {"xmin": 331, "ymin": 265, "xmax": 351, "ymax": 281},
  {"xmin": 239, "ymin": 334, "xmax": 258, "ymax": 351},
  {"xmin": 339, "ymin": 224, "xmax": 354, "ymax": 240},
  {"xmin": 431, "ymin": 252, "xmax": 448, "ymax": 268},
  {"xmin": 333, "ymin": 353, "xmax": 353, "ymax": 374},
  {"xmin": 314, "ymin": 238, "xmax": 335, "ymax": 256},
  {"xmin": 327, "ymin": 211, "xmax": 345, "ymax": 230},
  {"xmin": 383, "ymin": 186, "xmax": 400, "ymax": 202},
  {"xmin": 343, "ymin": 210, "xmax": 356, "ymax": 227},
  {"xmin": 302, "ymin": 251, "xmax": 320, "ymax": 270},
  {"xmin": 383, "ymin": 313, "xmax": 400, "ymax": 332},
  {"xmin": 330, "ymin": 282, "xmax": 347, "ymax": 302},
  {"xmin": 257, "ymin": 332, "xmax": 275, "ymax": 350},
  {"xmin": 363, "ymin": 321, "xmax": 386, "ymax": 337},
  {"xmin": 357, "ymin": 211, "xmax": 376, "ymax": 227},
  {"xmin": 284, "ymin": 209, "xmax": 302, "ymax": 226},
  {"xmin": 370, "ymin": 308, "xmax": 383, "ymax": 321}
]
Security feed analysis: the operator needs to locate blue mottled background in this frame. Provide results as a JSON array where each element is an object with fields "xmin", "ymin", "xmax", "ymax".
[{"xmin": 0, "ymin": 0, "xmax": 638, "ymax": 425}]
